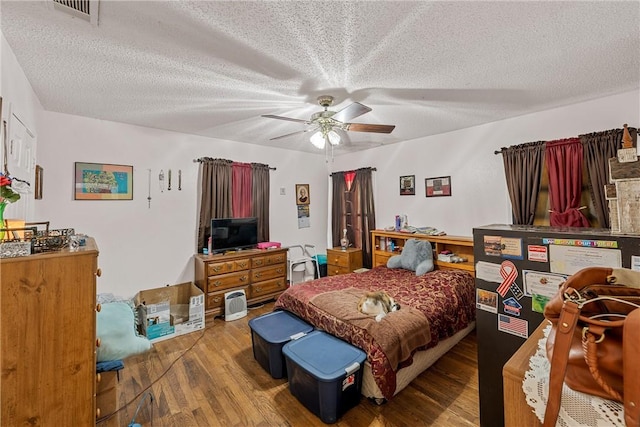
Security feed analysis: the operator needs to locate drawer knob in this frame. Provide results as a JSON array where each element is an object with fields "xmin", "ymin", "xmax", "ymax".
[
  {"xmin": 96, "ymin": 373, "xmax": 101, "ymax": 383},
  {"xmin": 255, "ymin": 260, "xmax": 263, "ymax": 266},
  {"xmin": 213, "ymin": 297, "xmax": 221, "ymax": 303},
  {"xmin": 240, "ymin": 276, "xmax": 247, "ymax": 282},
  {"xmin": 96, "ymin": 338, "xmax": 102, "ymax": 348},
  {"xmin": 255, "ymin": 273, "xmax": 261, "ymax": 278},
  {"xmin": 255, "ymin": 286, "xmax": 262, "ymax": 293},
  {"xmin": 96, "ymin": 268, "xmax": 102, "ymax": 277},
  {"xmin": 277, "ymin": 268, "xmax": 283, "ymax": 274},
  {"xmin": 213, "ymin": 265, "xmax": 222, "ymax": 272},
  {"xmin": 96, "ymin": 303, "xmax": 101, "ymax": 312},
  {"xmin": 214, "ymin": 280, "xmax": 222, "ymax": 287},
  {"xmin": 96, "ymin": 408, "xmax": 101, "ymax": 419}
]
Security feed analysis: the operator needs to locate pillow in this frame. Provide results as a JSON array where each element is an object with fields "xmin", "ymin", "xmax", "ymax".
[
  {"xmin": 97, "ymin": 302, "xmax": 152, "ymax": 362},
  {"xmin": 386, "ymin": 238, "xmax": 434, "ymax": 276}
]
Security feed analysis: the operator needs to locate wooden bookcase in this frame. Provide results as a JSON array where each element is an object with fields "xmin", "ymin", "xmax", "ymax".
[{"xmin": 371, "ymin": 230, "xmax": 475, "ymax": 277}]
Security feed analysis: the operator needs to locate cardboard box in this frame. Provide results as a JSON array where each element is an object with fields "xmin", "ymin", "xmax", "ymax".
[{"xmin": 134, "ymin": 282, "xmax": 205, "ymax": 343}]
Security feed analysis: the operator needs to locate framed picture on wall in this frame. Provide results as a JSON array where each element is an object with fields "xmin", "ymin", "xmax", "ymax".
[
  {"xmin": 400, "ymin": 175, "xmax": 415, "ymax": 195},
  {"xmin": 296, "ymin": 184, "xmax": 310, "ymax": 205},
  {"xmin": 425, "ymin": 176, "xmax": 451, "ymax": 197},
  {"xmin": 74, "ymin": 162, "xmax": 133, "ymax": 200}
]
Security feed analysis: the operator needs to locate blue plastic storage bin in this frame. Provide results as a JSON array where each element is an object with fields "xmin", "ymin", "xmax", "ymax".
[
  {"xmin": 282, "ymin": 330, "xmax": 366, "ymax": 424},
  {"xmin": 248, "ymin": 310, "xmax": 313, "ymax": 379}
]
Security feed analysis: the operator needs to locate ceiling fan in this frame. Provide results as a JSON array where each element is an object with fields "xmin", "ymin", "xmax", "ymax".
[{"xmin": 262, "ymin": 95, "xmax": 395, "ymax": 149}]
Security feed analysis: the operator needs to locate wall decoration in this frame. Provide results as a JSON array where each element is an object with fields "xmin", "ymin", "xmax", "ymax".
[
  {"xmin": 296, "ymin": 184, "xmax": 310, "ymax": 205},
  {"xmin": 34, "ymin": 165, "xmax": 43, "ymax": 199},
  {"xmin": 297, "ymin": 205, "xmax": 310, "ymax": 228},
  {"xmin": 74, "ymin": 162, "xmax": 133, "ymax": 200},
  {"xmin": 399, "ymin": 175, "xmax": 415, "ymax": 195},
  {"xmin": 425, "ymin": 176, "xmax": 451, "ymax": 197}
]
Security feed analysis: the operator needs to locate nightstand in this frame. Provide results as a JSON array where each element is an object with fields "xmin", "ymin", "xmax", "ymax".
[{"xmin": 326, "ymin": 247, "xmax": 363, "ymax": 276}]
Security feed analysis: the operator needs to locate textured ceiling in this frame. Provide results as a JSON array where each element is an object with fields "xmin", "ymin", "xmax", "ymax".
[{"xmin": 2, "ymin": 1, "xmax": 639, "ymax": 155}]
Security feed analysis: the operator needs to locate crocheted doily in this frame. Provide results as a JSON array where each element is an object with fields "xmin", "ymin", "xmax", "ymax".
[{"xmin": 522, "ymin": 324, "xmax": 624, "ymax": 426}]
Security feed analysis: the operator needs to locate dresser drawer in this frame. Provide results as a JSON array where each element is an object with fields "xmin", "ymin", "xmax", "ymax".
[
  {"xmin": 207, "ymin": 261, "xmax": 234, "ymax": 276},
  {"xmin": 251, "ymin": 264, "xmax": 286, "ymax": 282},
  {"xmin": 207, "ymin": 271, "xmax": 249, "ymax": 292},
  {"xmin": 328, "ymin": 265, "xmax": 352, "ymax": 276},
  {"xmin": 252, "ymin": 252, "xmax": 286, "ymax": 268},
  {"xmin": 250, "ymin": 277, "xmax": 286, "ymax": 298},
  {"xmin": 207, "ymin": 286, "xmax": 250, "ymax": 310},
  {"xmin": 327, "ymin": 251, "xmax": 351, "ymax": 268},
  {"xmin": 207, "ymin": 258, "xmax": 250, "ymax": 276}
]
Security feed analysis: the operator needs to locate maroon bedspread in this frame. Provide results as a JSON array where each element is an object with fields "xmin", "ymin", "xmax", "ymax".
[{"xmin": 273, "ymin": 266, "xmax": 476, "ymax": 400}]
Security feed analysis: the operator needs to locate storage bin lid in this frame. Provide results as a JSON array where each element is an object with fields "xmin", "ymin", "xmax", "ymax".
[
  {"xmin": 283, "ymin": 330, "xmax": 366, "ymax": 381},
  {"xmin": 314, "ymin": 254, "xmax": 327, "ymax": 265},
  {"xmin": 248, "ymin": 310, "xmax": 313, "ymax": 344}
]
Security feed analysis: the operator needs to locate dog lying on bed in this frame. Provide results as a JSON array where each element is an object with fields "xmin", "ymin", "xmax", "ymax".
[{"xmin": 358, "ymin": 291, "xmax": 400, "ymax": 322}]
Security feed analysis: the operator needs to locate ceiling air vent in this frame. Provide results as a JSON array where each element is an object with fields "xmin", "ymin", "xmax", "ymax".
[{"xmin": 50, "ymin": 0, "xmax": 99, "ymax": 26}]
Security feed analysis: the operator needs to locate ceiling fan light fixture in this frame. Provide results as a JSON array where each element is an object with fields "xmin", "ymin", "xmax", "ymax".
[
  {"xmin": 310, "ymin": 131, "xmax": 325, "ymax": 149},
  {"xmin": 327, "ymin": 130, "xmax": 340, "ymax": 146}
]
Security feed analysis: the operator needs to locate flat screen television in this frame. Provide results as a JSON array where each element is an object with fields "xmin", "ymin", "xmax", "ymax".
[{"xmin": 210, "ymin": 217, "xmax": 258, "ymax": 253}]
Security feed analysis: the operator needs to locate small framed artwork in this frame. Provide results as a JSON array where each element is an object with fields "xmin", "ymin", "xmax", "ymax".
[
  {"xmin": 425, "ymin": 176, "xmax": 452, "ymax": 197},
  {"xmin": 34, "ymin": 165, "xmax": 43, "ymax": 199},
  {"xmin": 296, "ymin": 184, "xmax": 310, "ymax": 205},
  {"xmin": 400, "ymin": 175, "xmax": 415, "ymax": 195},
  {"xmin": 74, "ymin": 162, "xmax": 133, "ymax": 200}
]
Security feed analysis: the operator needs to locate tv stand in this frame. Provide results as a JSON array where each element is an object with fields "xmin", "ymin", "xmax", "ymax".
[{"xmin": 194, "ymin": 248, "xmax": 287, "ymax": 318}]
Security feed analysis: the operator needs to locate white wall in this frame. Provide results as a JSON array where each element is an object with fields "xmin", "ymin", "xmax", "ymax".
[
  {"xmin": 331, "ymin": 90, "xmax": 640, "ymax": 237},
  {"xmin": 35, "ymin": 112, "xmax": 330, "ymax": 297},
  {"xmin": 0, "ymin": 34, "xmax": 43, "ymax": 220}
]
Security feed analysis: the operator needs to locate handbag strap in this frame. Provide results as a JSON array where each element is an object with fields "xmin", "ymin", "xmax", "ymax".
[
  {"xmin": 624, "ymin": 308, "xmax": 640, "ymax": 426},
  {"xmin": 543, "ymin": 300, "xmax": 581, "ymax": 427},
  {"xmin": 582, "ymin": 326, "xmax": 622, "ymax": 401}
]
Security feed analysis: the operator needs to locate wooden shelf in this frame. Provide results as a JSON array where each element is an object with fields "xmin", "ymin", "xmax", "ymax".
[{"xmin": 371, "ymin": 230, "xmax": 475, "ymax": 277}]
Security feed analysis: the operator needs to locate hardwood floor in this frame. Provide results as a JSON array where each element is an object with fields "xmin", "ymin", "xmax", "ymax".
[{"xmin": 97, "ymin": 302, "xmax": 480, "ymax": 427}]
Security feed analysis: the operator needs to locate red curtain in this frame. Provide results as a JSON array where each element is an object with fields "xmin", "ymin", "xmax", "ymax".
[
  {"xmin": 545, "ymin": 138, "xmax": 589, "ymax": 227},
  {"xmin": 344, "ymin": 171, "xmax": 356, "ymax": 191},
  {"xmin": 232, "ymin": 162, "xmax": 252, "ymax": 218}
]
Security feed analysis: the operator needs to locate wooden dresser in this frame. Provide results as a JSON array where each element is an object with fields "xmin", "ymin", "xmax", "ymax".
[
  {"xmin": 194, "ymin": 248, "xmax": 287, "ymax": 317},
  {"xmin": 326, "ymin": 247, "xmax": 363, "ymax": 276},
  {"xmin": 0, "ymin": 238, "xmax": 101, "ymax": 425}
]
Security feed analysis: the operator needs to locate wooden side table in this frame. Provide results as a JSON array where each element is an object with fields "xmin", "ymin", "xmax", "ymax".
[
  {"xmin": 503, "ymin": 322, "xmax": 548, "ymax": 427},
  {"xmin": 326, "ymin": 247, "xmax": 363, "ymax": 276}
]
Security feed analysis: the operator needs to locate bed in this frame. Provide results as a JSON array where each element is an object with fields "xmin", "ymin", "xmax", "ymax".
[{"xmin": 273, "ymin": 265, "xmax": 476, "ymax": 401}]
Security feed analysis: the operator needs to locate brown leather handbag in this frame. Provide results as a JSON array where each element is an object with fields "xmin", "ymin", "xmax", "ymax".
[{"xmin": 543, "ymin": 267, "xmax": 640, "ymax": 427}]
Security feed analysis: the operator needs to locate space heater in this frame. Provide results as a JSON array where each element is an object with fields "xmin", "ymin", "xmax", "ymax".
[{"xmin": 224, "ymin": 290, "xmax": 248, "ymax": 321}]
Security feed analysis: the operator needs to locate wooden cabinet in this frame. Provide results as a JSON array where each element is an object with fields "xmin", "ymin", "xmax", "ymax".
[
  {"xmin": 371, "ymin": 230, "xmax": 475, "ymax": 277},
  {"xmin": 0, "ymin": 238, "xmax": 100, "ymax": 425},
  {"xmin": 326, "ymin": 247, "xmax": 363, "ymax": 276},
  {"xmin": 503, "ymin": 322, "xmax": 547, "ymax": 427},
  {"xmin": 194, "ymin": 248, "xmax": 287, "ymax": 317}
]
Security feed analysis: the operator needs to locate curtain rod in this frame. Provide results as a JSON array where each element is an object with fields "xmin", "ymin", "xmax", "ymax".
[
  {"xmin": 192, "ymin": 157, "xmax": 276, "ymax": 170},
  {"xmin": 329, "ymin": 167, "xmax": 377, "ymax": 176}
]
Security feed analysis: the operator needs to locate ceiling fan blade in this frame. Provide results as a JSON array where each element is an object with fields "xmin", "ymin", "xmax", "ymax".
[
  {"xmin": 262, "ymin": 114, "xmax": 311, "ymax": 124},
  {"xmin": 269, "ymin": 128, "xmax": 315, "ymax": 141},
  {"xmin": 346, "ymin": 123, "xmax": 395, "ymax": 134},
  {"xmin": 331, "ymin": 102, "xmax": 372, "ymax": 122}
]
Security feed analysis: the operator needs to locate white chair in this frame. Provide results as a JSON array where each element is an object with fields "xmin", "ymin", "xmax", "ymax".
[{"xmin": 287, "ymin": 244, "xmax": 320, "ymax": 285}]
